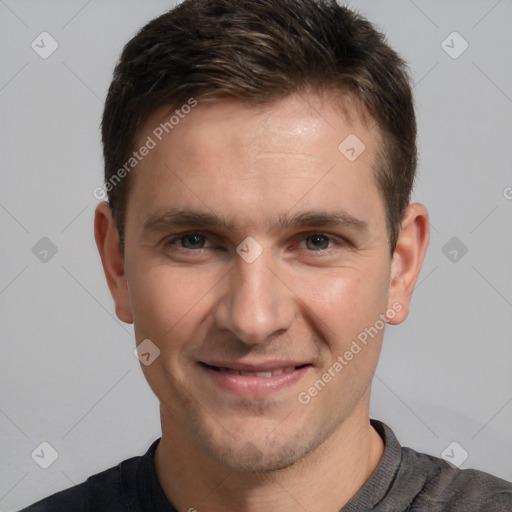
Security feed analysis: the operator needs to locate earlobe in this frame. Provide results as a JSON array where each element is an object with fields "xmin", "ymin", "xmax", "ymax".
[
  {"xmin": 387, "ymin": 203, "xmax": 430, "ymax": 325},
  {"xmin": 94, "ymin": 202, "xmax": 134, "ymax": 324}
]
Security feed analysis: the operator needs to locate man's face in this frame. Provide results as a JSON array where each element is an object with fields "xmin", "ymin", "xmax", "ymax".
[{"xmin": 121, "ymin": 93, "xmax": 397, "ymax": 471}]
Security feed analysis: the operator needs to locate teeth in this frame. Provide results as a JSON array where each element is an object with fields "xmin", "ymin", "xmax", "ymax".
[
  {"xmin": 218, "ymin": 366, "xmax": 298, "ymax": 377},
  {"xmin": 255, "ymin": 371, "xmax": 272, "ymax": 377}
]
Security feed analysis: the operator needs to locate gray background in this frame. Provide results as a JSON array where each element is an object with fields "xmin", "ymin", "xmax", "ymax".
[{"xmin": 1, "ymin": 0, "xmax": 511, "ymax": 510}]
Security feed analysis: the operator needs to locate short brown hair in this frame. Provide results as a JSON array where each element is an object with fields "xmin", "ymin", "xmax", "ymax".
[{"xmin": 101, "ymin": 0, "xmax": 416, "ymax": 254}]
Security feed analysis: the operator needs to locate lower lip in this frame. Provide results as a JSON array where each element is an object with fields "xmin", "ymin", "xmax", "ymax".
[{"xmin": 199, "ymin": 364, "xmax": 310, "ymax": 398}]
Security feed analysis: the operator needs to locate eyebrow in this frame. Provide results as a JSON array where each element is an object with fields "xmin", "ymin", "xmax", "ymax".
[{"xmin": 142, "ymin": 208, "xmax": 368, "ymax": 234}]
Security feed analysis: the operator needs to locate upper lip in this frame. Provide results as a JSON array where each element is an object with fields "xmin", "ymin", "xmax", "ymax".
[{"xmin": 199, "ymin": 360, "xmax": 310, "ymax": 372}]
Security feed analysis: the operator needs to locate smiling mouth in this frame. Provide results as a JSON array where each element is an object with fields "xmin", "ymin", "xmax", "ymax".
[{"xmin": 200, "ymin": 362, "xmax": 310, "ymax": 378}]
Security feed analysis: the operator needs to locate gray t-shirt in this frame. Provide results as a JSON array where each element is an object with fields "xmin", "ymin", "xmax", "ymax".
[{"xmin": 20, "ymin": 419, "xmax": 512, "ymax": 511}]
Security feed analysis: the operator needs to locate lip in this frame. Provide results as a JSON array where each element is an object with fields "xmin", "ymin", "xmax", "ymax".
[
  {"xmin": 198, "ymin": 361, "xmax": 311, "ymax": 397},
  {"xmin": 200, "ymin": 360, "xmax": 309, "ymax": 372}
]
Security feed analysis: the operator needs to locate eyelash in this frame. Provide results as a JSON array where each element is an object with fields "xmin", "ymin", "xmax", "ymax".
[{"xmin": 163, "ymin": 231, "xmax": 347, "ymax": 255}]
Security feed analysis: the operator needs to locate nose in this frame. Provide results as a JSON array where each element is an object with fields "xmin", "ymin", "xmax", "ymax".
[{"xmin": 213, "ymin": 250, "xmax": 296, "ymax": 346}]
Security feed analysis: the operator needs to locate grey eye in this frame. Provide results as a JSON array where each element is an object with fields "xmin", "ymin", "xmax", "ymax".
[
  {"xmin": 305, "ymin": 234, "xmax": 330, "ymax": 250},
  {"xmin": 180, "ymin": 234, "xmax": 207, "ymax": 249}
]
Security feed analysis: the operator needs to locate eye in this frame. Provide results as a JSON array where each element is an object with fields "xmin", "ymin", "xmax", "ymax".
[
  {"xmin": 303, "ymin": 233, "xmax": 333, "ymax": 251},
  {"xmin": 165, "ymin": 232, "xmax": 213, "ymax": 250},
  {"xmin": 297, "ymin": 232, "xmax": 343, "ymax": 252},
  {"xmin": 181, "ymin": 234, "xmax": 207, "ymax": 249}
]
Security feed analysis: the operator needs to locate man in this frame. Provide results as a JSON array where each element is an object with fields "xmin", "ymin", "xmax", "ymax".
[{"xmin": 20, "ymin": 0, "xmax": 512, "ymax": 510}]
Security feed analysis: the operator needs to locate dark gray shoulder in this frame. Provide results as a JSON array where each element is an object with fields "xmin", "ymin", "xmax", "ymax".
[
  {"xmin": 403, "ymin": 447, "xmax": 512, "ymax": 511},
  {"xmin": 422, "ymin": 466, "xmax": 512, "ymax": 510},
  {"xmin": 17, "ymin": 481, "xmax": 87, "ymax": 512},
  {"xmin": 18, "ymin": 455, "xmax": 142, "ymax": 512}
]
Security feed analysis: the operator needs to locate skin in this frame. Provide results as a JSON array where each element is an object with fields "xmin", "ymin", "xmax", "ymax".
[{"xmin": 95, "ymin": 92, "xmax": 429, "ymax": 511}]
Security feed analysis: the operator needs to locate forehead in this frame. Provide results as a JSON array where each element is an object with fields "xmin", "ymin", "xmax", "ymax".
[
  {"xmin": 126, "ymin": 93, "xmax": 385, "ymax": 234},
  {"xmin": 137, "ymin": 92, "xmax": 376, "ymax": 160}
]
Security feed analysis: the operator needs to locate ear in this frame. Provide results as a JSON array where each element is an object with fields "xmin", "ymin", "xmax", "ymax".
[
  {"xmin": 94, "ymin": 201, "xmax": 133, "ymax": 324},
  {"xmin": 387, "ymin": 203, "xmax": 430, "ymax": 325}
]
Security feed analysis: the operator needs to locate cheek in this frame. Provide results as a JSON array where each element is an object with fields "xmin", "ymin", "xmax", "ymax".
[
  {"xmin": 299, "ymin": 267, "xmax": 389, "ymax": 402},
  {"xmin": 128, "ymin": 264, "xmax": 218, "ymax": 346},
  {"xmin": 300, "ymin": 263, "xmax": 390, "ymax": 344},
  {"xmin": 305, "ymin": 268, "xmax": 388, "ymax": 312}
]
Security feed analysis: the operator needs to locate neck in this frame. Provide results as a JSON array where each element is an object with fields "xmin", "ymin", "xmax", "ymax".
[{"xmin": 154, "ymin": 406, "xmax": 384, "ymax": 512}]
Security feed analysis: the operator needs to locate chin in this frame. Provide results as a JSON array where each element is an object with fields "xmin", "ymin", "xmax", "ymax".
[
  {"xmin": 197, "ymin": 416, "xmax": 336, "ymax": 474},
  {"xmin": 207, "ymin": 440, "xmax": 306, "ymax": 473}
]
